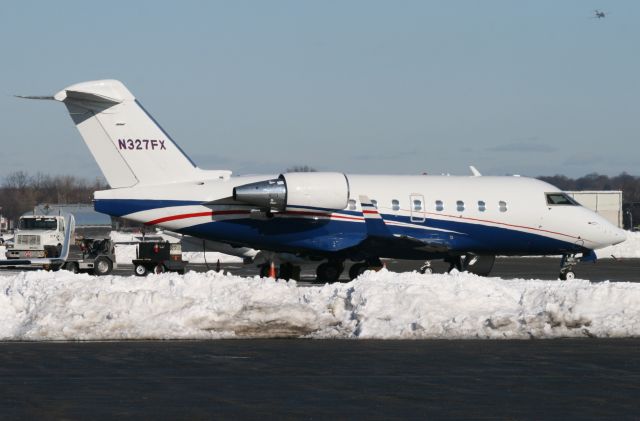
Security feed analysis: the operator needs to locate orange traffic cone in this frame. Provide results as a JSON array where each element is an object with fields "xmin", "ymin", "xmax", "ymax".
[{"xmin": 268, "ymin": 261, "xmax": 277, "ymax": 279}]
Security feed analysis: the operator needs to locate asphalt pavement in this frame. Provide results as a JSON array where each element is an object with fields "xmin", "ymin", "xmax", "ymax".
[{"xmin": 110, "ymin": 257, "xmax": 640, "ymax": 283}]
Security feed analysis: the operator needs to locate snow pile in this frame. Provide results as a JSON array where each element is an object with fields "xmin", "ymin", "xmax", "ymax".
[
  {"xmin": 1, "ymin": 269, "xmax": 639, "ymax": 341},
  {"xmin": 596, "ymin": 231, "xmax": 640, "ymax": 259}
]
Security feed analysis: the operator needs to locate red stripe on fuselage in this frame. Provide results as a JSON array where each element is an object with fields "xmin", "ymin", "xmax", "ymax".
[
  {"xmin": 144, "ymin": 209, "xmax": 363, "ymax": 226},
  {"xmin": 145, "ymin": 210, "xmax": 249, "ymax": 226}
]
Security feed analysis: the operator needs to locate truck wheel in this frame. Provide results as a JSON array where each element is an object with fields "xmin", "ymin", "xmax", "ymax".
[
  {"xmin": 93, "ymin": 256, "xmax": 113, "ymax": 276},
  {"xmin": 65, "ymin": 262, "xmax": 79, "ymax": 274},
  {"xmin": 134, "ymin": 264, "xmax": 148, "ymax": 276},
  {"xmin": 154, "ymin": 264, "xmax": 166, "ymax": 274}
]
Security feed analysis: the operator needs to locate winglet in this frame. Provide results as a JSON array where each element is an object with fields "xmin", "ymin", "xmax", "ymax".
[{"xmin": 469, "ymin": 166, "xmax": 482, "ymax": 176}]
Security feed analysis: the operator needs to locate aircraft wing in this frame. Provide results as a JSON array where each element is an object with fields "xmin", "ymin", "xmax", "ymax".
[{"xmin": 356, "ymin": 195, "xmax": 449, "ymax": 253}]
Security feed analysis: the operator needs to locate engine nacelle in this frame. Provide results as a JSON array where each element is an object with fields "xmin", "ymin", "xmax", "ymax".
[{"xmin": 233, "ymin": 172, "xmax": 350, "ymax": 212}]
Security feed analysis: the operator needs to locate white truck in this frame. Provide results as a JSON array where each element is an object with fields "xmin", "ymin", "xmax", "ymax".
[
  {"xmin": 2, "ymin": 213, "xmax": 115, "ymax": 275},
  {"xmin": 5, "ymin": 215, "xmax": 65, "ymax": 259}
]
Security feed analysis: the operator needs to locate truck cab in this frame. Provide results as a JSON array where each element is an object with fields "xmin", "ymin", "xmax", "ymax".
[{"xmin": 5, "ymin": 215, "xmax": 65, "ymax": 259}]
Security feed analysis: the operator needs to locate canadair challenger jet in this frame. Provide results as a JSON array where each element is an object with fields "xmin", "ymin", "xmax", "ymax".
[{"xmin": 22, "ymin": 80, "xmax": 626, "ymax": 281}]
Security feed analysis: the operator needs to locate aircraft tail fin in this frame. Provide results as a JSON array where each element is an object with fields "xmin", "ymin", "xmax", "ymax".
[{"xmin": 52, "ymin": 80, "xmax": 202, "ymax": 188}]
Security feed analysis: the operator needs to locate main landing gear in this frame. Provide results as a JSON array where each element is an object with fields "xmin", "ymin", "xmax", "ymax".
[
  {"xmin": 313, "ymin": 257, "xmax": 385, "ymax": 283},
  {"xmin": 348, "ymin": 258, "xmax": 383, "ymax": 281},
  {"xmin": 559, "ymin": 254, "xmax": 578, "ymax": 280},
  {"xmin": 259, "ymin": 262, "xmax": 301, "ymax": 281},
  {"xmin": 442, "ymin": 254, "xmax": 496, "ymax": 276},
  {"xmin": 316, "ymin": 260, "xmax": 344, "ymax": 283}
]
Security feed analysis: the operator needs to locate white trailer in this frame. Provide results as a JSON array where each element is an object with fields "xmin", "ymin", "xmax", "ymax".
[{"xmin": 565, "ymin": 191, "xmax": 623, "ymax": 228}]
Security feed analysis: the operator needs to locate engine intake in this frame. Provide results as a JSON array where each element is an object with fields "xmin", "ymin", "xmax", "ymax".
[{"xmin": 233, "ymin": 172, "xmax": 350, "ymax": 212}]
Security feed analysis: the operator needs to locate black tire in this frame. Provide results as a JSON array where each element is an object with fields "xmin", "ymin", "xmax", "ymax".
[
  {"xmin": 154, "ymin": 264, "xmax": 166, "ymax": 274},
  {"xmin": 316, "ymin": 262, "xmax": 342, "ymax": 283},
  {"xmin": 44, "ymin": 245, "xmax": 56, "ymax": 258},
  {"xmin": 348, "ymin": 263, "xmax": 368, "ymax": 280},
  {"xmin": 93, "ymin": 256, "xmax": 113, "ymax": 276},
  {"xmin": 279, "ymin": 263, "xmax": 293, "ymax": 280},
  {"xmin": 134, "ymin": 264, "xmax": 148, "ymax": 277},
  {"xmin": 559, "ymin": 271, "xmax": 575, "ymax": 281},
  {"xmin": 463, "ymin": 254, "xmax": 495, "ymax": 276},
  {"xmin": 65, "ymin": 262, "xmax": 79, "ymax": 274}
]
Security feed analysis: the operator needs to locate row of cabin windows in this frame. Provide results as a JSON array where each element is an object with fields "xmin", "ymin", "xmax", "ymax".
[{"xmin": 348, "ymin": 199, "xmax": 508, "ymax": 212}]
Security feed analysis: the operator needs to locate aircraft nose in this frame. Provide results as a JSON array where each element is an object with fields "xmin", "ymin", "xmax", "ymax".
[
  {"xmin": 609, "ymin": 227, "xmax": 627, "ymax": 246},
  {"xmin": 597, "ymin": 223, "xmax": 626, "ymax": 247}
]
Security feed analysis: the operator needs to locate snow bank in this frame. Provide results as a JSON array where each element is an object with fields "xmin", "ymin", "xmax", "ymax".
[
  {"xmin": 0, "ymin": 269, "xmax": 639, "ymax": 341},
  {"xmin": 596, "ymin": 231, "xmax": 640, "ymax": 259}
]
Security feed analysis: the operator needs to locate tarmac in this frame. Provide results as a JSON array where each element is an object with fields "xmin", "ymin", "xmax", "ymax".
[{"xmin": 1, "ymin": 258, "xmax": 639, "ymax": 419}]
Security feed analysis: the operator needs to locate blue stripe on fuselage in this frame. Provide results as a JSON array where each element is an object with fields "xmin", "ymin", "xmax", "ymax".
[
  {"xmin": 94, "ymin": 199, "xmax": 200, "ymax": 217},
  {"xmin": 94, "ymin": 198, "xmax": 587, "ymax": 257}
]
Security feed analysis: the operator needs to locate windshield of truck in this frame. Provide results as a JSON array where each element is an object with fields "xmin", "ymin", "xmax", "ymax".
[{"xmin": 19, "ymin": 218, "xmax": 58, "ymax": 230}]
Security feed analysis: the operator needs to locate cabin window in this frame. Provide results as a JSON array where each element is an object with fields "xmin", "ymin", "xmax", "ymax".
[
  {"xmin": 392, "ymin": 199, "xmax": 400, "ymax": 211},
  {"xmin": 546, "ymin": 193, "xmax": 579, "ymax": 206},
  {"xmin": 456, "ymin": 200, "xmax": 465, "ymax": 212},
  {"xmin": 371, "ymin": 199, "xmax": 378, "ymax": 208},
  {"xmin": 348, "ymin": 199, "xmax": 356, "ymax": 210},
  {"xmin": 499, "ymin": 201, "xmax": 508, "ymax": 212},
  {"xmin": 478, "ymin": 200, "xmax": 486, "ymax": 212},
  {"xmin": 435, "ymin": 200, "xmax": 444, "ymax": 211},
  {"xmin": 413, "ymin": 199, "xmax": 423, "ymax": 211}
]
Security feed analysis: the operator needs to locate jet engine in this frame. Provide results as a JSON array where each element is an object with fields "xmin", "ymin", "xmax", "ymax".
[{"xmin": 233, "ymin": 172, "xmax": 350, "ymax": 212}]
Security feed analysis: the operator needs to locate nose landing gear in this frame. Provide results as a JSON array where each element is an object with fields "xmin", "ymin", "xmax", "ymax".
[{"xmin": 559, "ymin": 254, "xmax": 578, "ymax": 280}]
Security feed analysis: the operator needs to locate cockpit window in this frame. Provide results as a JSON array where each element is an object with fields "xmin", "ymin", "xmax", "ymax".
[{"xmin": 546, "ymin": 193, "xmax": 580, "ymax": 206}]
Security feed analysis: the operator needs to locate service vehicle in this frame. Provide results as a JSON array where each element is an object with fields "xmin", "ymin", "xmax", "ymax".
[
  {"xmin": 133, "ymin": 241, "xmax": 188, "ymax": 276},
  {"xmin": 62, "ymin": 238, "xmax": 116, "ymax": 276},
  {"xmin": 5, "ymin": 215, "xmax": 65, "ymax": 259}
]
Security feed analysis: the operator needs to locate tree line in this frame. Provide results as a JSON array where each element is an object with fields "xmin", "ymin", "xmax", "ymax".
[
  {"xmin": 0, "ymin": 171, "xmax": 107, "ymax": 224},
  {"xmin": 537, "ymin": 172, "xmax": 640, "ymax": 204}
]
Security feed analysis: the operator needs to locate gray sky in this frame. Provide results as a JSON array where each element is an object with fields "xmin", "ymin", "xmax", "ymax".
[{"xmin": 1, "ymin": 1, "xmax": 638, "ymax": 179}]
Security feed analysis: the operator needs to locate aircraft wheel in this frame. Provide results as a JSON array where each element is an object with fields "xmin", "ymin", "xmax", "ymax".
[
  {"xmin": 348, "ymin": 263, "xmax": 368, "ymax": 280},
  {"xmin": 279, "ymin": 263, "xmax": 293, "ymax": 280},
  {"xmin": 134, "ymin": 264, "xmax": 148, "ymax": 277},
  {"xmin": 316, "ymin": 262, "xmax": 342, "ymax": 283},
  {"xmin": 93, "ymin": 256, "xmax": 113, "ymax": 276},
  {"xmin": 559, "ymin": 271, "xmax": 575, "ymax": 281}
]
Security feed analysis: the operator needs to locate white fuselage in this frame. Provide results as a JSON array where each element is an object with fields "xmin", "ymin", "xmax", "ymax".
[{"xmin": 94, "ymin": 172, "xmax": 625, "ymax": 258}]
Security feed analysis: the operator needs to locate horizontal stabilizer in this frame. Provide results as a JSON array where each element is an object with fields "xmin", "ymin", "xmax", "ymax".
[{"xmin": 14, "ymin": 95, "xmax": 55, "ymax": 100}]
